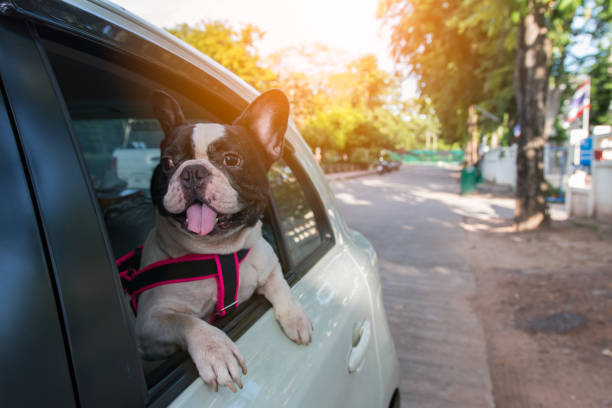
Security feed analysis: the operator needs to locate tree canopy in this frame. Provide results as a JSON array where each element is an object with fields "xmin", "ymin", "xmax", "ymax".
[
  {"xmin": 378, "ymin": 0, "xmax": 611, "ymax": 229},
  {"xmin": 377, "ymin": 0, "xmax": 517, "ymax": 143},
  {"xmin": 168, "ymin": 21, "xmax": 432, "ymax": 156},
  {"xmin": 377, "ymin": 0, "xmax": 611, "ymax": 143},
  {"xmin": 168, "ymin": 21, "xmax": 277, "ymax": 91},
  {"xmin": 292, "ymin": 53, "xmax": 402, "ymax": 154}
]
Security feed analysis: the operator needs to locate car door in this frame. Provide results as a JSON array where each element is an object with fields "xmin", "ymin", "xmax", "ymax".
[
  {"xmin": 0, "ymin": 68, "xmax": 77, "ymax": 408},
  {"xmin": 1, "ymin": 2, "xmax": 384, "ymax": 406}
]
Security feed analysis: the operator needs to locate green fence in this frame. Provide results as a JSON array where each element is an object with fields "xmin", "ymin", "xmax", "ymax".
[{"xmin": 401, "ymin": 150, "xmax": 464, "ymax": 164}]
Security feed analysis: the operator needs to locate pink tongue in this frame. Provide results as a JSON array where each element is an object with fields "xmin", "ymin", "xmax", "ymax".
[{"xmin": 186, "ymin": 203, "xmax": 217, "ymax": 236}]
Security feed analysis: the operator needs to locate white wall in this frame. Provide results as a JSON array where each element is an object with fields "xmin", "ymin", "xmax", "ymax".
[
  {"xmin": 593, "ymin": 132, "xmax": 612, "ymax": 221},
  {"xmin": 480, "ymin": 145, "xmax": 517, "ymax": 187},
  {"xmin": 479, "ymin": 136, "xmax": 612, "ymax": 221},
  {"xmin": 594, "ymin": 162, "xmax": 612, "ymax": 221}
]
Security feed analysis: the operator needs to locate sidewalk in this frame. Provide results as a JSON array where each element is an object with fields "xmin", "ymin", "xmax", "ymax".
[
  {"xmin": 473, "ymin": 180, "xmax": 570, "ymax": 221},
  {"xmin": 475, "ymin": 180, "xmax": 514, "ymax": 197},
  {"xmin": 324, "ymin": 162, "xmax": 461, "ymax": 183}
]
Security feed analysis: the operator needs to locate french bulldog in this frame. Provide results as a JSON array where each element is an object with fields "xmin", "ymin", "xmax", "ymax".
[{"xmin": 136, "ymin": 89, "xmax": 313, "ymax": 392}]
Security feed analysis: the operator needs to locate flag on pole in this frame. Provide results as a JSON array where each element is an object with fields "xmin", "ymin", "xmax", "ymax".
[{"xmin": 565, "ymin": 79, "xmax": 591, "ymax": 123}]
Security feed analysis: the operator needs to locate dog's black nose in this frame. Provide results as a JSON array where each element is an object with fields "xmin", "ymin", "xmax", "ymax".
[{"xmin": 180, "ymin": 165, "xmax": 208, "ymax": 189}]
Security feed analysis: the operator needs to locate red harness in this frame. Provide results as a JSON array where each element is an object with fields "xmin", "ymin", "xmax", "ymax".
[{"xmin": 116, "ymin": 247, "xmax": 251, "ymax": 320}]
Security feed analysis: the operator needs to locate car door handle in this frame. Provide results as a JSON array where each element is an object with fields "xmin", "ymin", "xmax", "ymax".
[{"xmin": 348, "ymin": 319, "xmax": 371, "ymax": 373}]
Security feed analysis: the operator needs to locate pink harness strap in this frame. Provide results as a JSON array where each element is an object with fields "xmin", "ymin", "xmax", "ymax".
[{"xmin": 117, "ymin": 247, "xmax": 251, "ymax": 318}]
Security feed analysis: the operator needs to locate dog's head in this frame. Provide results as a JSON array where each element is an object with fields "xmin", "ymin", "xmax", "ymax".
[{"xmin": 150, "ymin": 89, "xmax": 289, "ymax": 238}]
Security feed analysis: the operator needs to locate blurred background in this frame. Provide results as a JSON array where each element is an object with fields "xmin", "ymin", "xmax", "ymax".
[{"xmin": 113, "ymin": 0, "xmax": 611, "ymax": 209}]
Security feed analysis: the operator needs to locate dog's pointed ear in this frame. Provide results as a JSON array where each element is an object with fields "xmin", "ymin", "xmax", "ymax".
[
  {"xmin": 234, "ymin": 89, "xmax": 289, "ymax": 165},
  {"xmin": 152, "ymin": 90, "xmax": 186, "ymax": 145}
]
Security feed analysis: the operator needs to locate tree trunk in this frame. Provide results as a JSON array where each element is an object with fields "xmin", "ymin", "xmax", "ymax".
[
  {"xmin": 544, "ymin": 46, "xmax": 568, "ymax": 139},
  {"xmin": 513, "ymin": 0, "xmax": 551, "ymax": 230},
  {"xmin": 466, "ymin": 105, "xmax": 479, "ymax": 166},
  {"xmin": 544, "ymin": 85, "xmax": 564, "ymax": 138}
]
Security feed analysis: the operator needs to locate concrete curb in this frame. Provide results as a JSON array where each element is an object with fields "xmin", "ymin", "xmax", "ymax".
[{"xmin": 325, "ymin": 169, "xmax": 379, "ymax": 182}]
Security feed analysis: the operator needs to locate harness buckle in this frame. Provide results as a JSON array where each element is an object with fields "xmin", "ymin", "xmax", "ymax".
[{"xmin": 217, "ymin": 299, "xmax": 238, "ymax": 314}]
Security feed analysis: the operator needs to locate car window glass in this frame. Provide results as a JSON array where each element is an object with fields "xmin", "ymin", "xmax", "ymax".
[
  {"xmin": 73, "ymin": 118, "xmax": 163, "ymax": 191},
  {"xmin": 268, "ymin": 160, "xmax": 322, "ymax": 269}
]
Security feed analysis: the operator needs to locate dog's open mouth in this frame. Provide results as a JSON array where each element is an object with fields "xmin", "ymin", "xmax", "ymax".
[{"xmin": 171, "ymin": 201, "xmax": 234, "ymax": 236}]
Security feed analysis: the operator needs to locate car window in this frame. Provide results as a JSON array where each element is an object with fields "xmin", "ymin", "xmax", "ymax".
[
  {"xmin": 39, "ymin": 29, "xmax": 333, "ymax": 404},
  {"xmin": 268, "ymin": 160, "xmax": 322, "ymax": 268},
  {"xmin": 73, "ymin": 118, "xmax": 163, "ymax": 191}
]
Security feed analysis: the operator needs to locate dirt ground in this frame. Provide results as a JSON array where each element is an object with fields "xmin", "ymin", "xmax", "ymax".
[{"xmin": 465, "ymin": 204, "xmax": 612, "ymax": 408}]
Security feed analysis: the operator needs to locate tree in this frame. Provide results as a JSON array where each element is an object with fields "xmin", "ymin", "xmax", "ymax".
[
  {"xmin": 378, "ymin": 0, "xmax": 607, "ymax": 229},
  {"xmin": 377, "ymin": 0, "xmax": 517, "ymax": 145},
  {"xmin": 300, "ymin": 105, "xmax": 365, "ymax": 153},
  {"xmin": 168, "ymin": 21, "xmax": 277, "ymax": 90},
  {"xmin": 331, "ymin": 55, "xmax": 397, "ymax": 110},
  {"xmin": 589, "ymin": 46, "xmax": 612, "ymax": 125},
  {"xmin": 585, "ymin": 1, "xmax": 612, "ymax": 125},
  {"xmin": 393, "ymin": 98, "xmax": 442, "ymax": 150},
  {"xmin": 513, "ymin": 1, "xmax": 554, "ymax": 229},
  {"xmin": 271, "ymin": 50, "xmax": 408, "ymax": 154},
  {"xmin": 512, "ymin": 0, "xmax": 592, "ymax": 229}
]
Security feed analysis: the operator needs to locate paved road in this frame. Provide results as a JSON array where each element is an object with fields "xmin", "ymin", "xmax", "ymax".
[{"xmin": 331, "ymin": 165, "xmax": 495, "ymax": 408}]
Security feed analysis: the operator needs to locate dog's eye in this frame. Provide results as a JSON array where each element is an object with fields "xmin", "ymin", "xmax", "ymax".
[
  {"xmin": 161, "ymin": 157, "xmax": 175, "ymax": 171},
  {"xmin": 223, "ymin": 153, "xmax": 241, "ymax": 167}
]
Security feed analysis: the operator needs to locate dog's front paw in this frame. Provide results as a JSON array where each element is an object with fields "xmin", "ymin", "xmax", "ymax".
[
  {"xmin": 187, "ymin": 326, "xmax": 247, "ymax": 393},
  {"xmin": 275, "ymin": 302, "xmax": 313, "ymax": 345}
]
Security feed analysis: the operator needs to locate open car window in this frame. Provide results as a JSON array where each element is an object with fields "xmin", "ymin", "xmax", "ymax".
[{"xmin": 39, "ymin": 27, "xmax": 333, "ymax": 404}]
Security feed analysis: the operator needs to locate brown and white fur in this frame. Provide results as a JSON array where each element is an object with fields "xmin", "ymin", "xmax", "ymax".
[{"xmin": 136, "ymin": 90, "xmax": 313, "ymax": 392}]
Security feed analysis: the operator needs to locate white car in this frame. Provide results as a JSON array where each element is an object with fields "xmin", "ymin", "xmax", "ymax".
[
  {"xmin": 0, "ymin": 1, "xmax": 400, "ymax": 407},
  {"xmin": 112, "ymin": 145, "xmax": 159, "ymax": 189}
]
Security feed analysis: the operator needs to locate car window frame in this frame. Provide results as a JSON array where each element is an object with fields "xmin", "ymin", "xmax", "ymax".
[{"xmin": 25, "ymin": 12, "xmax": 335, "ymax": 407}]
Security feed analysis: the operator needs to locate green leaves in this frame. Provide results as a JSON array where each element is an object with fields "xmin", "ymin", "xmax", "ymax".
[
  {"xmin": 558, "ymin": 0, "xmax": 581, "ymax": 13},
  {"xmin": 378, "ymin": 0, "xmax": 518, "ymax": 143},
  {"xmin": 167, "ymin": 21, "xmax": 277, "ymax": 91},
  {"xmin": 167, "ymin": 19, "xmax": 442, "ymax": 155}
]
